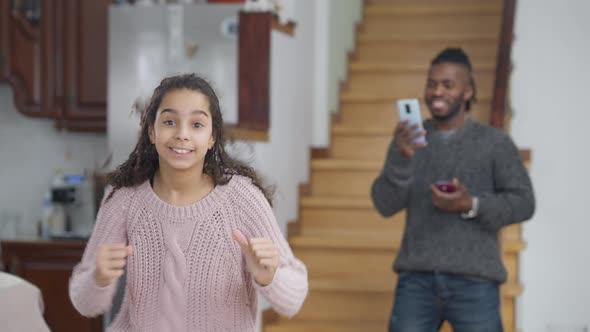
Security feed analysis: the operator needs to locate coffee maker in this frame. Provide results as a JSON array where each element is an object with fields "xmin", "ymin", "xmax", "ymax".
[{"xmin": 50, "ymin": 174, "xmax": 96, "ymax": 239}]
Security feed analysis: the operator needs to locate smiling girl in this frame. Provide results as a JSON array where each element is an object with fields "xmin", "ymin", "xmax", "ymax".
[{"xmin": 69, "ymin": 74, "xmax": 308, "ymax": 331}]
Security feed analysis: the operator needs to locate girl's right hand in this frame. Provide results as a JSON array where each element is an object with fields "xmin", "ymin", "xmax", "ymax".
[{"xmin": 95, "ymin": 243, "xmax": 132, "ymax": 287}]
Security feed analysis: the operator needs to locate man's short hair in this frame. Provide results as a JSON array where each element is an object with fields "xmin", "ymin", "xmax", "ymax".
[{"xmin": 430, "ymin": 48, "xmax": 477, "ymax": 111}]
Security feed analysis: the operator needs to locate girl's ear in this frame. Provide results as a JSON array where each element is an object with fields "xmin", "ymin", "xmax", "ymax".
[
  {"xmin": 208, "ymin": 130, "xmax": 215, "ymax": 150},
  {"xmin": 148, "ymin": 126, "xmax": 155, "ymax": 144},
  {"xmin": 208, "ymin": 136, "xmax": 215, "ymax": 150}
]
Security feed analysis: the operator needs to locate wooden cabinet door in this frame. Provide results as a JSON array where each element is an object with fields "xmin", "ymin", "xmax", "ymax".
[
  {"xmin": 1, "ymin": 241, "xmax": 102, "ymax": 332},
  {"xmin": 58, "ymin": 0, "xmax": 110, "ymax": 131},
  {"xmin": 1, "ymin": 0, "xmax": 43, "ymax": 115},
  {"xmin": 0, "ymin": 0, "xmax": 61, "ymax": 119},
  {"xmin": 0, "ymin": 0, "xmax": 8, "ymax": 79}
]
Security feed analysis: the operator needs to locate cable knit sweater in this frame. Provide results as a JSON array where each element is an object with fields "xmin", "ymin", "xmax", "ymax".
[
  {"xmin": 372, "ymin": 119, "xmax": 535, "ymax": 282},
  {"xmin": 69, "ymin": 175, "xmax": 308, "ymax": 332}
]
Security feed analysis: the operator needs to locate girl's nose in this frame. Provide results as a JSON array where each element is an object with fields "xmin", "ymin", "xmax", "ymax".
[{"xmin": 175, "ymin": 125, "xmax": 190, "ymax": 141}]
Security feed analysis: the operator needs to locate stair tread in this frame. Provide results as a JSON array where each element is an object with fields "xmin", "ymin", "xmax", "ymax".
[
  {"xmin": 292, "ymin": 230, "xmax": 398, "ymax": 250},
  {"xmin": 311, "ymin": 159, "xmax": 382, "ymax": 170},
  {"xmin": 291, "ymin": 230, "xmax": 526, "ymax": 252},
  {"xmin": 358, "ymin": 33, "xmax": 498, "ymax": 43},
  {"xmin": 301, "ymin": 196, "xmax": 374, "ymax": 208},
  {"xmin": 265, "ymin": 320, "xmax": 386, "ymax": 332},
  {"xmin": 365, "ymin": 3, "xmax": 502, "ymax": 16},
  {"xmin": 332, "ymin": 125, "xmax": 393, "ymax": 136},
  {"xmin": 308, "ymin": 278, "xmax": 523, "ymax": 296},
  {"xmin": 350, "ymin": 62, "xmax": 495, "ymax": 72},
  {"xmin": 340, "ymin": 92, "xmax": 492, "ymax": 103}
]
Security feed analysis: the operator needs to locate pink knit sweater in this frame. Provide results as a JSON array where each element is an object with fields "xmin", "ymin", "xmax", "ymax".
[{"xmin": 69, "ymin": 175, "xmax": 308, "ymax": 331}]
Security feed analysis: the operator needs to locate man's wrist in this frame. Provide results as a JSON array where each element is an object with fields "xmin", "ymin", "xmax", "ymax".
[{"xmin": 461, "ymin": 196, "xmax": 479, "ymax": 219}]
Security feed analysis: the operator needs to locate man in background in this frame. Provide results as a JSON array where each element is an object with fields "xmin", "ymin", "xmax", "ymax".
[{"xmin": 371, "ymin": 48, "xmax": 535, "ymax": 331}]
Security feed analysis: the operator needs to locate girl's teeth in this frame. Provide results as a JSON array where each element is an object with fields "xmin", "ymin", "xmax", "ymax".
[{"xmin": 172, "ymin": 148, "xmax": 190, "ymax": 153}]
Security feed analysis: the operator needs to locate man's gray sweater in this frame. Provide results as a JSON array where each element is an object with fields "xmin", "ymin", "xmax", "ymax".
[{"xmin": 371, "ymin": 118, "xmax": 535, "ymax": 283}]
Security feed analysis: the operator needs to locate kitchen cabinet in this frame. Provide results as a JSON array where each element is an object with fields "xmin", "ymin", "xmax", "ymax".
[
  {"xmin": 0, "ymin": 0, "xmax": 109, "ymax": 131},
  {"xmin": 1, "ymin": 239, "xmax": 102, "ymax": 332}
]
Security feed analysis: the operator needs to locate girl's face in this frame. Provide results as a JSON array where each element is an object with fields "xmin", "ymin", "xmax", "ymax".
[{"xmin": 149, "ymin": 89, "xmax": 215, "ymax": 175}]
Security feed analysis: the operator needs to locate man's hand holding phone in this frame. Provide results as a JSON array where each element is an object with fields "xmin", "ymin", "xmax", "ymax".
[
  {"xmin": 394, "ymin": 120, "xmax": 427, "ymax": 159},
  {"xmin": 431, "ymin": 178, "xmax": 473, "ymax": 213},
  {"xmin": 395, "ymin": 98, "xmax": 427, "ymax": 159}
]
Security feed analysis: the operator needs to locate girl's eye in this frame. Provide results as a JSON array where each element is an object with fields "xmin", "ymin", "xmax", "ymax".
[
  {"xmin": 193, "ymin": 122, "xmax": 204, "ymax": 128},
  {"xmin": 164, "ymin": 120, "xmax": 175, "ymax": 126}
]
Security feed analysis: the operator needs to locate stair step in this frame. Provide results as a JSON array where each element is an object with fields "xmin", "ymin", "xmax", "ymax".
[
  {"xmin": 360, "ymin": 10, "xmax": 501, "ymax": 37},
  {"xmin": 340, "ymin": 93, "xmax": 492, "ymax": 103},
  {"xmin": 265, "ymin": 321, "xmax": 388, "ymax": 332},
  {"xmin": 358, "ymin": 33, "xmax": 498, "ymax": 44},
  {"xmin": 295, "ymin": 237, "xmax": 400, "ymax": 289},
  {"xmin": 292, "ymin": 289, "xmax": 394, "ymax": 322},
  {"xmin": 329, "ymin": 126, "xmax": 392, "ymax": 160},
  {"xmin": 349, "ymin": 62, "xmax": 495, "ymax": 73},
  {"xmin": 310, "ymin": 278, "xmax": 396, "ymax": 293},
  {"xmin": 300, "ymin": 196, "xmax": 375, "ymax": 209},
  {"xmin": 265, "ymin": 320, "xmax": 463, "ymax": 332},
  {"xmin": 267, "ymin": 315, "xmax": 512, "ymax": 332},
  {"xmin": 311, "ymin": 159, "xmax": 381, "ymax": 171},
  {"xmin": 291, "ymin": 231, "xmax": 523, "ymax": 285},
  {"xmin": 299, "ymin": 201, "xmax": 406, "ymax": 233},
  {"xmin": 332, "ymin": 125, "xmax": 392, "ymax": 136},
  {"xmin": 338, "ymin": 96, "xmax": 491, "ymax": 128},
  {"xmin": 368, "ymin": 0, "xmax": 501, "ymax": 4},
  {"xmin": 355, "ymin": 34, "xmax": 498, "ymax": 64},
  {"xmin": 332, "ymin": 119, "xmax": 512, "ymax": 159},
  {"xmin": 289, "ymin": 287, "xmax": 519, "ymax": 323},
  {"xmin": 290, "ymin": 231, "xmax": 526, "ymax": 252},
  {"xmin": 299, "ymin": 193, "xmax": 523, "ymax": 243},
  {"xmin": 310, "ymin": 159, "xmax": 380, "ymax": 197},
  {"xmin": 309, "ymin": 279, "xmax": 523, "ymax": 298},
  {"xmin": 291, "ymin": 231, "xmax": 397, "ymax": 250},
  {"xmin": 346, "ymin": 68, "xmax": 494, "ymax": 96},
  {"xmin": 365, "ymin": 3, "xmax": 502, "ymax": 16}
]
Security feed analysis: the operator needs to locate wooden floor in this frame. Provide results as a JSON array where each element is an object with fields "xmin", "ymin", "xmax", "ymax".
[{"xmin": 264, "ymin": 1, "xmax": 524, "ymax": 331}]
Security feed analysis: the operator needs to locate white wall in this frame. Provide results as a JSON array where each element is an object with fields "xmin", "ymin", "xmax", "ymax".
[
  {"xmin": 511, "ymin": 0, "xmax": 590, "ymax": 330},
  {"xmin": 0, "ymin": 84, "xmax": 108, "ymax": 238},
  {"xmin": 312, "ymin": 0, "xmax": 362, "ymax": 147},
  {"xmin": 311, "ymin": 0, "xmax": 330, "ymax": 147},
  {"xmin": 328, "ymin": 0, "xmax": 362, "ymax": 114}
]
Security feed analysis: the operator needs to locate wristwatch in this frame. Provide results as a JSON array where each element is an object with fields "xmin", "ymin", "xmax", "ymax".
[{"xmin": 461, "ymin": 196, "xmax": 479, "ymax": 219}]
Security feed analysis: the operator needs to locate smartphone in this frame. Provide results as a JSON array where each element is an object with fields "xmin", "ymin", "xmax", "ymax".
[
  {"xmin": 434, "ymin": 181, "xmax": 456, "ymax": 193},
  {"xmin": 397, "ymin": 98, "xmax": 425, "ymax": 144}
]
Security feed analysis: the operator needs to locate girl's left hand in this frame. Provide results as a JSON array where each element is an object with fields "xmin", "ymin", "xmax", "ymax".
[{"xmin": 232, "ymin": 229, "xmax": 280, "ymax": 286}]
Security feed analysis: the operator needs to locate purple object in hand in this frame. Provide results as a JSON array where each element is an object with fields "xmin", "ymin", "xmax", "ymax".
[{"xmin": 434, "ymin": 181, "xmax": 456, "ymax": 193}]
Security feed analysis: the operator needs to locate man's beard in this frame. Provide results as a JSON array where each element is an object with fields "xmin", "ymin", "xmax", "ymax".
[{"xmin": 428, "ymin": 95, "xmax": 465, "ymax": 122}]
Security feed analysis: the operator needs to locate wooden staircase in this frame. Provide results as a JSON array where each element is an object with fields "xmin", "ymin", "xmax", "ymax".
[{"xmin": 264, "ymin": 0, "xmax": 523, "ymax": 331}]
